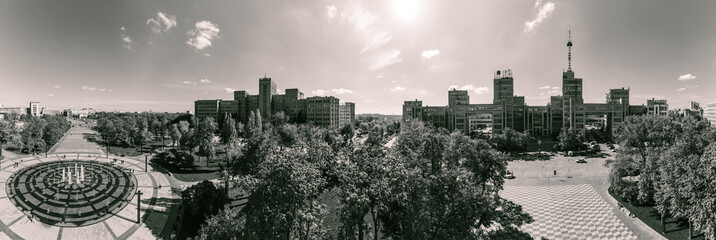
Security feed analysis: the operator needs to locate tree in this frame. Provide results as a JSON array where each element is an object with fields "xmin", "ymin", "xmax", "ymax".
[
  {"xmin": 557, "ymin": 127, "xmax": 584, "ymax": 152},
  {"xmin": 196, "ymin": 117, "xmax": 217, "ymax": 166},
  {"xmin": 491, "ymin": 128, "xmax": 531, "ymax": 153},
  {"xmin": 21, "ymin": 117, "xmax": 47, "ymax": 154},
  {"xmin": 220, "ymin": 113, "xmax": 237, "ymax": 144},
  {"xmin": 693, "ymin": 142, "xmax": 716, "ymax": 240},
  {"xmin": 169, "ymin": 124, "xmax": 181, "ymax": 148},
  {"xmin": 241, "ymin": 148, "xmax": 327, "ymax": 239},
  {"xmin": 181, "ymin": 180, "xmax": 230, "ymax": 238},
  {"xmin": 340, "ymin": 124, "xmax": 355, "ymax": 144},
  {"xmin": 0, "ymin": 121, "xmax": 14, "ymax": 159},
  {"xmin": 196, "ymin": 206, "xmax": 245, "ymax": 240}
]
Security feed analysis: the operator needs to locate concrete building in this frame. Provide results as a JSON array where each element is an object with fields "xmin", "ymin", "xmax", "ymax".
[
  {"xmin": 307, "ymin": 96, "xmax": 340, "ymax": 129},
  {"xmin": 339, "ymin": 102, "xmax": 356, "ymax": 127},
  {"xmin": 646, "ymin": 98, "xmax": 668, "ymax": 116},
  {"xmin": 403, "ymin": 31, "xmax": 652, "ymax": 140},
  {"xmin": 704, "ymin": 102, "xmax": 716, "ymax": 126},
  {"xmin": 194, "ymin": 77, "xmax": 353, "ymax": 128},
  {"xmin": 259, "ymin": 77, "xmax": 277, "ymax": 119},
  {"xmin": 29, "ymin": 102, "xmax": 40, "ymax": 116}
]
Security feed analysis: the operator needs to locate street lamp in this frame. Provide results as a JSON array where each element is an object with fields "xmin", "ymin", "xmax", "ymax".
[
  {"xmin": 136, "ymin": 190, "xmax": 143, "ymax": 223},
  {"xmin": 144, "ymin": 153, "xmax": 150, "ymax": 172}
]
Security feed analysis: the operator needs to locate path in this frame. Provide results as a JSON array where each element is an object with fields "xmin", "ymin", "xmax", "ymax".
[{"xmin": 0, "ymin": 124, "xmax": 180, "ymax": 240}]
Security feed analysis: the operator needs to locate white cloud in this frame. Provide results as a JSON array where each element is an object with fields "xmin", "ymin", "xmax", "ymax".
[
  {"xmin": 524, "ymin": 2, "xmax": 555, "ymax": 32},
  {"xmin": 421, "ymin": 49, "xmax": 441, "ymax": 59},
  {"xmin": 204, "ymin": 53, "xmax": 211, "ymax": 57},
  {"xmin": 677, "ymin": 73, "xmax": 696, "ymax": 81},
  {"xmin": 53, "ymin": 85, "xmax": 61, "ymax": 89},
  {"xmin": 390, "ymin": 86, "xmax": 406, "ymax": 92},
  {"xmin": 187, "ymin": 21, "xmax": 220, "ymax": 50},
  {"xmin": 312, "ymin": 89, "xmax": 329, "ymax": 96},
  {"xmin": 223, "ymin": 88, "xmax": 236, "ymax": 93},
  {"xmin": 81, "ymin": 86, "xmax": 111, "ymax": 92},
  {"xmin": 676, "ymin": 87, "xmax": 686, "ymax": 92},
  {"xmin": 199, "ymin": 79, "xmax": 211, "ymax": 83},
  {"xmin": 368, "ymin": 49, "xmax": 402, "ymax": 71},
  {"xmin": 120, "ymin": 26, "xmax": 134, "ymax": 50},
  {"xmin": 534, "ymin": 0, "xmax": 543, "ymax": 7},
  {"xmin": 311, "ymin": 88, "xmax": 352, "ymax": 96},
  {"xmin": 325, "ymin": 5, "xmax": 337, "ymax": 19},
  {"xmin": 48, "ymin": 94, "xmax": 54, "ymax": 97},
  {"xmin": 332, "ymin": 88, "xmax": 353, "ymax": 95},
  {"xmin": 447, "ymin": 85, "xmax": 475, "ymax": 91},
  {"xmin": 538, "ymin": 85, "xmax": 551, "ymax": 89},
  {"xmin": 685, "ymin": 84, "xmax": 700, "ymax": 88},
  {"xmin": 147, "ymin": 12, "xmax": 177, "ymax": 34},
  {"xmin": 474, "ymin": 87, "xmax": 489, "ymax": 95},
  {"xmin": 361, "ymin": 32, "xmax": 392, "ymax": 54},
  {"xmin": 183, "ymin": 81, "xmax": 196, "ymax": 84}
]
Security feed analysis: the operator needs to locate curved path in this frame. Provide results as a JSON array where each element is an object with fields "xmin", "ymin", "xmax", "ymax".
[{"xmin": 0, "ymin": 124, "xmax": 179, "ymax": 240}]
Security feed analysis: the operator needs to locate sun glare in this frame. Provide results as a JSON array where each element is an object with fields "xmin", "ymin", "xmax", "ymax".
[{"xmin": 393, "ymin": 0, "xmax": 420, "ymax": 22}]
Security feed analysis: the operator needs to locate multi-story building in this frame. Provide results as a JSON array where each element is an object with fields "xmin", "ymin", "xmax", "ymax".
[
  {"xmin": 259, "ymin": 77, "xmax": 277, "ymax": 119},
  {"xmin": 704, "ymin": 102, "xmax": 716, "ymax": 126},
  {"xmin": 307, "ymin": 96, "xmax": 340, "ymax": 128},
  {"xmin": 403, "ymin": 31, "xmax": 653, "ymax": 140},
  {"xmin": 194, "ymin": 77, "xmax": 353, "ymax": 129},
  {"xmin": 339, "ymin": 102, "xmax": 356, "ymax": 127},
  {"xmin": 646, "ymin": 98, "xmax": 668, "ymax": 116},
  {"xmin": 29, "ymin": 102, "xmax": 41, "ymax": 116}
]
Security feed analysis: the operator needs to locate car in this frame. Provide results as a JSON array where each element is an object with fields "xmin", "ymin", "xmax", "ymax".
[
  {"xmin": 504, "ymin": 171, "xmax": 516, "ymax": 179},
  {"xmin": 576, "ymin": 158, "xmax": 587, "ymax": 163}
]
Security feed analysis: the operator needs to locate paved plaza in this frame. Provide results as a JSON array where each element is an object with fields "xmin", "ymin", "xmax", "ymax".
[
  {"xmin": 0, "ymin": 125, "xmax": 179, "ymax": 240},
  {"xmin": 500, "ymin": 149, "xmax": 665, "ymax": 240}
]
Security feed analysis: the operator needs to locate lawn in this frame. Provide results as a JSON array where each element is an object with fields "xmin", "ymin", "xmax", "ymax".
[{"xmin": 609, "ymin": 189, "xmax": 705, "ymax": 240}]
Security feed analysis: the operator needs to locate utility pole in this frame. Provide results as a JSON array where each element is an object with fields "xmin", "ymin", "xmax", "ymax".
[{"xmin": 144, "ymin": 154, "xmax": 148, "ymax": 172}]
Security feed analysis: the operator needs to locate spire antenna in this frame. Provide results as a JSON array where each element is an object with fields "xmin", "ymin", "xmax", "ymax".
[{"xmin": 567, "ymin": 28, "xmax": 573, "ymax": 72}]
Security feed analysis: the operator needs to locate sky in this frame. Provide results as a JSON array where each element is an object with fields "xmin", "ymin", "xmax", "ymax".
[{"xmin": 1, "ymin": 0, "xmax": 715, "ymax": 114}]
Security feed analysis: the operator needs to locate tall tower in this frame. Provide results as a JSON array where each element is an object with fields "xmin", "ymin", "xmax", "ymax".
[
  {"xmin": 567, "ymin": 29, "xmax": 573, "ymax": 72},
  {"xmin": 259, "ymin": 77, "xmax": 277, "ymax": 118}
]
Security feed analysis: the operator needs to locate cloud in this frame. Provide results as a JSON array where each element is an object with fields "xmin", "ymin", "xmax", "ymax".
[
  {"xmin": 182, "ymin": 81, "xmax": 197, "ymax": 84},
  {"xmin": 390, "ymin": 86, "xmax": 406, "ymax": 92},
  {"xmin": 81, "ymin": 86, "xmax": 111, "ymax": 92},
  {"xmin": 311, "ymin": 88, "xmax": 353, "ymax": 96},
  {"xmin": 421, "ymin": 49, "xmax": 441, "ymax": 59},
  {"xmin": 332, "ymin": 88, "xmax": 353, "ymax": 95},
  {"xmin": 361, "ymin": 32, "xmax": 392, "ymax": 54},
  {"xmin": 312, "ymin": 89, "xmax": 329, "ymax": 96},
  {"xmin": 204, "ymin": 53, "xmax": 211, "ymax": 57},
  {"xmin": 223, "ymin": 88, "xmax": 236, "ymax": 93},
  {"xmin": 368, "ymin": 49, "xmax": 402, "ymax": 71},
  {"xmin": 53, "ymin": 85, "xmax": 61, "ymax": 89},
  {"xmin": 538, "ymin": 85, "xmax": 551, "ymax": 89},
  {"xmin": 474, "ymin": 87, "xmax": 489, "ymax": 95},
  {"xmin": 187, "ymin": 21, "xmax": 220, "ymax": 50},
  {"xmin": 419, "ymin": 89, "xmax": 427, "ymax": 94},
  {"xmin": 677, "ymin": 73, "xmax": 696, "ymax": 81},
  {"xmin": 147, "ymin": 12, "xmax": 177, "ymax": 34},
  {"xmin": 48, "ymin": 94, "xmax": 54, "ymax": 97},
  {"xmin": 199, "ymin": 79, "xmax": 211, "ymax": 83},
  {"xmin": 534, "ymin": 0, "xmax": 543, "ymax": 7},
  {"xmin": 325, "ymin": 5, "xmax": 337, "ymax": 19},
  {"xmin": 120, "ymin": 26, "xmax": 134, "ymax": 50},
  {"xmin": 524, "ymin": 1, "xmax": 555, "ymax": 32},
  {"xmin": 676, "ymin": 87, "xmax": 686, "ymax": 92},
  {"xmin": 685, "ymin": 84, "xmax": 700, "ymax": 88},
  {"xmin": 447, "ymin": 84, "xmax": 475, "ymax": 91}
]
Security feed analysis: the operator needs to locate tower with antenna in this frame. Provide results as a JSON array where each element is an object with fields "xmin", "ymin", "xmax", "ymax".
[{"xmin": 567, "ymin": 29, "xmax": 573, "ymax": 72}]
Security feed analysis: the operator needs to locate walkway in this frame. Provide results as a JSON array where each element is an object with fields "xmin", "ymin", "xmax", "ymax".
[{"xmin": 0, "ymin": 125, "xmax": 180, "ymax": 240}]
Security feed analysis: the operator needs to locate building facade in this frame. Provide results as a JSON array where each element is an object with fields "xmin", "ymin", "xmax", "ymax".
[
  {"xmin": 646, "ymin": 98, "xmax": 668, "ymax": 116},
  {"xmin": 403, "ymin": 31, "xmax": 652, "ymax": 139},
  {"xmin": 705, "ymin": 102, "xmax": 716, "ymax": 126},
  {"xmin": 194, "ymin": 77, "xmax": 354, "ymax": 129}
]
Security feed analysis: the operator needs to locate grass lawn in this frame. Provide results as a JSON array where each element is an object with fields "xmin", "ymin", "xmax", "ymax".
[
  {"xmin": 609, "ymin": 189, "xmax": 705, "ymax": 240},
  {"xmin": 526, "ymin": 137, "xmax": 557, "ymax": 152},
  {"xmin": 172, "ymin": 171, "xmax": 220, "ymax": 182}
]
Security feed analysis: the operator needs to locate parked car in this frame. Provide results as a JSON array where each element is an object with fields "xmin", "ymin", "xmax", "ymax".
[
  {"xmin": 504, "ymin": 171, "xmax": 516, "ymax": 179},
  {"xmin": 576, "ymin": 158, "xmax": 587, "ymax": 163}
]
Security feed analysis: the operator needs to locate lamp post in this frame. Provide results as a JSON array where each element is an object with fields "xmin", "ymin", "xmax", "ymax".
[
  {"xmin": 144, "ymin": 153, "xmax": 150, "ymax": 172},
  {"xmin": 137, "ymin": 190, "xmax": 143, "ymax": 223}
]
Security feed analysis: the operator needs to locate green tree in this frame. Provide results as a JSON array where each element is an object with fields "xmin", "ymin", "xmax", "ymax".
[
  {"xmin": 21, "ymin": 117, "xmax": 47, "ymax": 154},
  {"xmin": 220, "ymin": 113, "xmax": 237, "ymax": 144},
  {"xmin": 0, "ymin": 121, "xmax": 14, "ymax": 159},
  {"xmin": 196, "ymin": 117, "xmax": 217, "ymax": 166},
  {"xmin": 241, "ymin": 148, "xmax": 327, "ymax": 240},
  {"xmin": 169, "ymin": 124, "xmax": 181, "ymax": 148},
  {"xmin": 181, "ymin": 180, "xmax": 230, "ymax": 238},
  {"xmin": 557, "ymin": 127, "xmax": 584, "ymax": 152},
  {"xmin": 491, "ymin": 128, "xmax": 531, "ymax": 153},
  {"xmin": 196, "ymin": 206, "xmax": 245, "ymax": 240}
]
